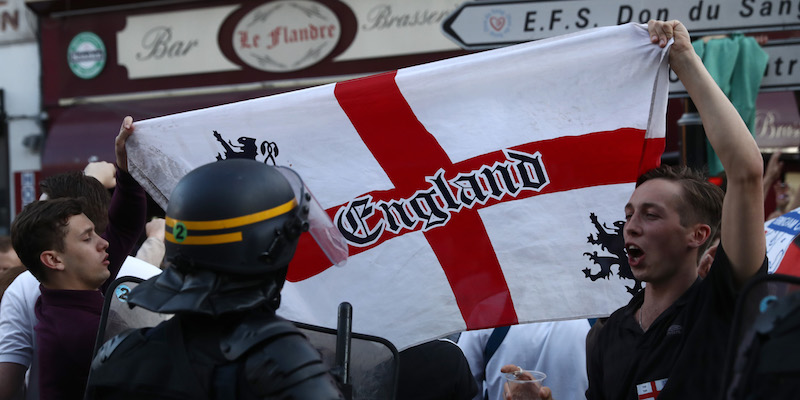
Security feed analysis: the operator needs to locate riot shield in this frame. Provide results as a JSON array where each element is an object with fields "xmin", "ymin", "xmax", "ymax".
[
  {"xmin": 723, "ymin": 273, "xmax": 800, "ymax": 399},
  {"xmin": 93, "ymin": 276, "xmax": 173, "ymax": 356},
  {"xmin": 94, "ymin": 276, "xmax": 398, "ymax": 400},
  {"xmin": 295, "ymin": 321, "xmax": 398, "ymax": 400}
]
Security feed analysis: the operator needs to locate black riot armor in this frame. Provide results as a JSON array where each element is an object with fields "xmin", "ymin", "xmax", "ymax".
[{"xmin": 87, "ymin": 159, "xmax": 346, "ymax": 399}]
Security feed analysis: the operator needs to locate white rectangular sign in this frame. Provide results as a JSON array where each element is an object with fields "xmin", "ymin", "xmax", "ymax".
[
  {"xmin": 669, "ymin": 39, "xmax": 800, "ymax": 96},
  {"xmin": 117, "ymin": 6, "xmax": 242, "ymax": 79},
  {"xmin": 335, "ymin": 0, "xmax": 462, "ymax": 61},
  {"xmin": 443, "ymin": 0, "xmax": 800, "ymax": 49}
]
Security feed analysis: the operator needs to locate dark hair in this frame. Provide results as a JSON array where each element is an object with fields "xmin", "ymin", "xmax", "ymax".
[
  {"xmin": 11, "ymin": 199, "xmax": 84, "ymax": 283},
  {"xmin": 40, "ymin": 171, "xmax": 110, "ymax": 234},
  {"xmin": 637, "ymin": 165, "xmax": 724, "ymax": 258}
]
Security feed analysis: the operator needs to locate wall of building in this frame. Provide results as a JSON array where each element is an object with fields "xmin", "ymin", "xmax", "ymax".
[{"xmin": 0, "ymin": 0, "xmax": 40, "ymax": 233}]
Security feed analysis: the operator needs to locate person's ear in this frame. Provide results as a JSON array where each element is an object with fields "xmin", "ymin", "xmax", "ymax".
[
  {"xmin": 688, "ymin": 224, "xmax": 712, "ymax": 249},
  {"xmin": 40, "ymin": 250, "xmax": 65, "ymax": 271}
]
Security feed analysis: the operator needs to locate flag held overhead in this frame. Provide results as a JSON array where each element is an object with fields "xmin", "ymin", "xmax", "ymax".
[{"xmin": 128, "ymin": 23, "xmax": 670, "ymax": 350}]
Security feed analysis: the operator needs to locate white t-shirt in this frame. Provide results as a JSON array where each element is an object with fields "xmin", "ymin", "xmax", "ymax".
[
  {"xmin": 457, "ymin": 320, "xmax": 590, "ymax": 400},
  {"xmin": 0, "ymin": 270, "xmax": 39, "ymax": 400},
  {"xmin": 0, "ymin": 257, "xmax": 160, "ymax": 400}
]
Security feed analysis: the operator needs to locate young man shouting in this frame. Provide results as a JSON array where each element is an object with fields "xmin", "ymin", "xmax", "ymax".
[
  {"xmin": 584, "ymin": 20, "xmax": 767, "ymax": 399},
  {"xmin": 503, "ymin": 20, "xmax": 767, "ymax": 400}
]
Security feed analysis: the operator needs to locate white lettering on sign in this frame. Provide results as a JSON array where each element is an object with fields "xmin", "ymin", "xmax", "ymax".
[
  {"xmin": 117, "ymin": 5, "xmax": 241, "ymax": 79},
  {"xmin": 758, "ymin": 111, "xmax": 800, "ymax": 140},
  {"xmin": 754, "ymin": 91, "xmax": 800, "ymax": 148}
]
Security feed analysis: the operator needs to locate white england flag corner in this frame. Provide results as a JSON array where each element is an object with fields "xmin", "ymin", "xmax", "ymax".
[{"xmin": 128, "ymin": 23, "xmax": 670, "ymax": 350}]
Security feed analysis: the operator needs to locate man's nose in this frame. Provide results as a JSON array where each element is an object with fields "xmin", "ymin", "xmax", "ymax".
[
  {"xmin": 97, "ymin": 235, "xmax": 109, "ymax": 250},
  {"xmin": 623, "ymin": 216, "xmax": 639, "ymax": 237}
]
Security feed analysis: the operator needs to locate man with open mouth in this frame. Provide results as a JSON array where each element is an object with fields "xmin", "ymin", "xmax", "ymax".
[{"xmin": 585, "ymin": 20, "xmax": 768, "ymax": 400}]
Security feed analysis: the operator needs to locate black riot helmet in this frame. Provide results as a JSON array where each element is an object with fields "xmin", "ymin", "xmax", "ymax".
[
  {"xmin": 164, "ymin": 159, "xmax": 347, "ymax": 275},
  {"xmin": 129, "ymin": 159, "xmax": 347, "ymax": 315}
]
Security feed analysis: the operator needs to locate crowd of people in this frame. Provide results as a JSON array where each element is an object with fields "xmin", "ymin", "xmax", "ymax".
[{"xmin": 0, "ymin": 19, "xmax": 780, "ymax": 399}]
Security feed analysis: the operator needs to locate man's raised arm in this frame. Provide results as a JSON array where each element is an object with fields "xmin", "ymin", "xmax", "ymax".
[{"xmin": 648, "ymin": 20, "xmax": 765, "ymax": 286}]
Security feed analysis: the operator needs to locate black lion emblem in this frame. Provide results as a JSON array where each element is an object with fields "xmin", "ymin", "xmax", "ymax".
[
  {"xmin": 213, "ymin": 131, "xmax": 279, "ymax": 165},
  {"xmin": 582, "ymin": 212, "xmax": 642, "ymax": 295}
]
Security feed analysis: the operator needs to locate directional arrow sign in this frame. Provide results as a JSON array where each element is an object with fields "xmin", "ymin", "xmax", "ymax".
[
  {"xmin": 669, "ymin": 38, "xmax": 800, "ymax": 97},
  {"xmin": 442, "ymin": 0, "xmax": 800, "ymax": 50}
]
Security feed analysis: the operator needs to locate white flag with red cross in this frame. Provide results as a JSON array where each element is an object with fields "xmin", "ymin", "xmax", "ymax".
[
  {"xmin": 637, "ymin": 378, "xmax": 668, "ymax": 399},
  {"xmin": 128, "ymin": 23, "xmax": 670, "ymax": 350}
]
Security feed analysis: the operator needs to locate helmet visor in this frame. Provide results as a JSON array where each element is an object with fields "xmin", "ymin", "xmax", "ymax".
[{"xmin": 276, "ymin": 167, "xmax": 348, "ymax": 266}]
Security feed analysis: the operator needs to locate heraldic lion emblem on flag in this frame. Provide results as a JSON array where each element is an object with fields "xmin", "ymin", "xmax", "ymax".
[
  {"xmin": 583, "ymin": 212, "xmax": 642, "ymax": 295},
  {"xmin": 213, "ymin": 130, "xmax": 279, "ymax": 165}
]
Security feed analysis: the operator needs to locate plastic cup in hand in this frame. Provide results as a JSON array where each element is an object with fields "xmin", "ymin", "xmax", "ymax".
[{"xmin": 503, "ymin": 370, "xmax": 547, "ymax": 400}]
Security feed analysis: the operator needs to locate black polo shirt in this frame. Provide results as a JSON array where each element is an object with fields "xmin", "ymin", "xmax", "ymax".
[{"xmin": 586, "ymin": 245, "xmax": 768, "ymax": 400}]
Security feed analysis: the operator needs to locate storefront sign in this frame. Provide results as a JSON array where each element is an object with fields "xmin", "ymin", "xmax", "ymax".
[
  {"xmin": 755, "ymin": 91, "xmax": 800, "ymax": 149},
  {"xmin": 113, "ymin": 0, "xmax": 460, "ymax": 80},
  {"xmin": 0, "ymin": 0, "xmax": 35, "ymax": 44},
  {"xmin": 232, "ymin": 0, "xmax": 341, "ymax": 72},
  {"xmin": 334, "ymin": 0, "xmax": 461, "ymax": 61},
  {"xmin": 117, "ymin": 5, "xmax": 241, "ymax": 79},
  {"xmin": 67, "ymin": 32, "xmax": 107, "ymax": 79},
  {"xmin": 443, "ymin": 0, "xmax": 800, "ymax": 49}
]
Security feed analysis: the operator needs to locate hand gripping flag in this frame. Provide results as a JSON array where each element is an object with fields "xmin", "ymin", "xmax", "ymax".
[{"xmin": 128, "ymin": 23, "xmax": 670, "ymax": 350}]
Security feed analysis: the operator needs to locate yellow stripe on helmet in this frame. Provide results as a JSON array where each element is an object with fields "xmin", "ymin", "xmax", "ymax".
[
  {"xmin": 165, "ymin": 231, "xmax": 243, "ymax": 245},
  {"xmin": 165, "ymin": 199, "xmax": 296, "ymax": 231}
]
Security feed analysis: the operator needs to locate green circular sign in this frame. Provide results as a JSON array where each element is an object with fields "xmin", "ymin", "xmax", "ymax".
[
  {"xmin": 67, "ymin": 32, "xmax": 106, "ymax": 79},
  {"xmin": 173, "ymin": 222, "xmax": 188, "ymax": 243}
]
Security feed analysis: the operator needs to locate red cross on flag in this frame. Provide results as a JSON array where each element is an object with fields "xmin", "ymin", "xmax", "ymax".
[
  {"xmin": 128, "ymin": 23, "xmax": 670, "ymax": 350},
  {"xmin": 637, "ymin": 378, "xmax": 668, "ymax": 399}
]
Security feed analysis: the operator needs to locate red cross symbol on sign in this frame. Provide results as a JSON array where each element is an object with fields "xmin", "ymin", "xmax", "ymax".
[{"xmin": 287, "ymin": 71, "xmax": 663, "ymax": 330}]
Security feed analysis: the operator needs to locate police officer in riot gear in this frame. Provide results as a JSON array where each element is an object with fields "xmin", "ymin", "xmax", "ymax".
[{"xmin": 87, "ymin": 159, "xmax": 348, "ymax": 399}]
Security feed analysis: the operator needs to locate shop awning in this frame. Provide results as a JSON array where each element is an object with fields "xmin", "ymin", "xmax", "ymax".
[{"xmin": 41, "ymin": 85, "xmax": 303, "ymax": 177}]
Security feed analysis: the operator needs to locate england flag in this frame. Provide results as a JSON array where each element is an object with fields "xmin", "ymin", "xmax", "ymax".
[{"xmin": 128, "ymin": 22, "xmax": 670, "ymax": 350}]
